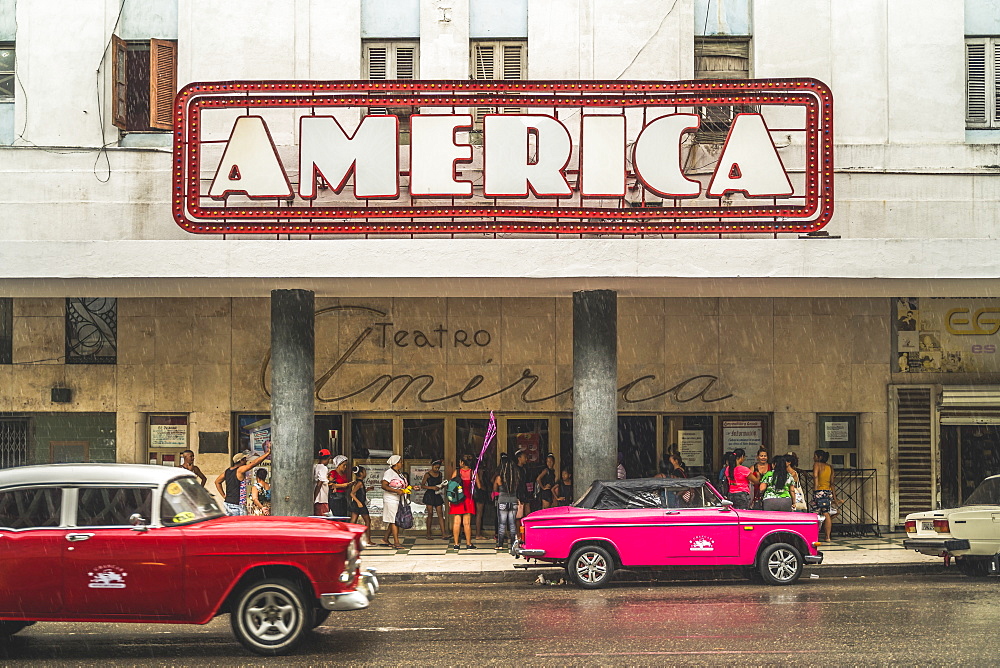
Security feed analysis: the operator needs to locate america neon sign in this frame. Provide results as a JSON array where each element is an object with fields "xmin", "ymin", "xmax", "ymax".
[{"xmin": 172, "ymin": 79, "xmax": 833, "ymax": 235}]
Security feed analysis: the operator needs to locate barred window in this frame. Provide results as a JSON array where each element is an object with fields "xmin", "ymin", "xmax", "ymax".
[
  {"xmin": 66, "ymin": 298, "xmax": 117, "ymax": 365},
  {"xmin": 0, "ymin": 43, "xmax": 13, "ymax": 101}
]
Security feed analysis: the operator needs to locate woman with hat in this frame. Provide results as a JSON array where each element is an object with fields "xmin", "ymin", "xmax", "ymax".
[
  {"xmin": 380, "ymin": 455, "xmax": 408, "ymax": 549},
  {"xmin": 328, "ymin": 454, "xmax": 352, "ymax": 519},
  {"xmin": 420, "ymin": 460, "xmax": 447, "ymax": 539}
]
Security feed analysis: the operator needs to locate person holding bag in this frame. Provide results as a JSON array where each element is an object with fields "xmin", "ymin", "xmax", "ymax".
[{"xmin": 380, "ymin": 455, "xmax": 409, "ymax": 549}]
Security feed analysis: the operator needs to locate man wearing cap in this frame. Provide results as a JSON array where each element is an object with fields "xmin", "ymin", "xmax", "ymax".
[
  {"xmin": 328, "ymin": 454, "xmax": 352, "ymax": 518},
  {"xmin": 314, "ymin": 449, "xmax": 333, "ymax": 516},
  {"xmin": 215, "ymin": 443, "xmax": 271, "ymax": 516}
]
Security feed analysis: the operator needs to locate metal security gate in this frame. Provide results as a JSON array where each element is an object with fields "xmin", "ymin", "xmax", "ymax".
[
  {"xmin": 0, "ymin": 419, "xmax": 29, "ymax": 469},
  {"xmin": 891, "ymin": 386, "xmax": 935, "ymax": 526}
]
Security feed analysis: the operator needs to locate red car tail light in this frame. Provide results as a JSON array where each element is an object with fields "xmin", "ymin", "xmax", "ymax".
[
  {"xmin": 905, "ymin": 520, "xmax": 916, "ymax": 534},
  {"xmin": 933, "ymin": 519, "xmax": 950, "ymax": 533}
]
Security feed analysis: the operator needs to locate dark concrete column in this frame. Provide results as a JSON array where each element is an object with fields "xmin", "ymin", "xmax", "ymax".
[
  {"xmin": 270, "ymin": 289, "xmax": 315, "ymax": 517},
  {"xmin": 572, "ymin": 290, "xmax": 618, "ymax": 490}
]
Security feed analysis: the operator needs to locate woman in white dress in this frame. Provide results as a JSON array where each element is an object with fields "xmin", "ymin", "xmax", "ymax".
[{"xmin": 380, "ymin": 455, "xmax": 407, "ymax": 549}]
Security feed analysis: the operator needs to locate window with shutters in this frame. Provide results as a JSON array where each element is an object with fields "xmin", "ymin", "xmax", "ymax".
[
  {"xmin": 363, "ymin": 41, "xmax": 419, "ymax": 142},
  {"xmin": 470, "ymin": 40, "xmax": 527, "ymax": 137},
  {"xmin": 0, "ymin": 43, "xmax": 13, "ymax": 102},
  {"xmin": 966, "ymin": 37, "xmax": 1000, "ymax": 129},
  {"xmin": 693, "ymin": 37, "xmax": 753, "ymax": 142},
  {"xmin": 111, "ymin": 37, "xmax": 177, "ymax": 132}
]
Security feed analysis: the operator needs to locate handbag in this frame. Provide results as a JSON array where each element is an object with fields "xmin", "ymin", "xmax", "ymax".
[{"xmin": 395, "ymin": 499, "xmax": 414, "ymax": 529}]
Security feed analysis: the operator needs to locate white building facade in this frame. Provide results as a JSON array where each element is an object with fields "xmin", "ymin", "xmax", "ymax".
[{"xmin": 2, "ymin": 0, "xmax": 1000, "ymax": 529}]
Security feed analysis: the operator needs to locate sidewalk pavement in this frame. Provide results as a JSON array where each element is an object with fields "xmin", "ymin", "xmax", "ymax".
[{"xmin": 361, "ymin": 532, "xmax": 951, "ymax": 584}]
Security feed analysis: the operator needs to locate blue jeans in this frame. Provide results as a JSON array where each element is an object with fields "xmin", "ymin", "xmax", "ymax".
[
  {"xmin": 496, "ymin": 503, "xmax": 516, "ymax": 545},
  {"xmin": 225, "ymin": 502, "xmax": 245, "ymax": 516}
]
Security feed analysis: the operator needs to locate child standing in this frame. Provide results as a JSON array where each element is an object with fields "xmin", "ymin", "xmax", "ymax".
[{"xmin": 349, "ymin": 466, "xmax": 372, "ymax": 546}]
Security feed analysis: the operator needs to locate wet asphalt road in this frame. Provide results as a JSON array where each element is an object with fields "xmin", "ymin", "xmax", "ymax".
[{"xmin": 1, "ymin": 573, "xmax": 995, "ymax": 666}]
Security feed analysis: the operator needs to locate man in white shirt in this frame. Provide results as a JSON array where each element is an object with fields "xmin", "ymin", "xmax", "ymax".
[{"xmin": 313, "ymin": 449, "xmax": 332, "ymax": 515}]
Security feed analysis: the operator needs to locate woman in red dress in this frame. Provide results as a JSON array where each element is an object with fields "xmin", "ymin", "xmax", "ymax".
[{"xmin": 449, "ymin": 455, "xmax": 478, "ymax": 550}]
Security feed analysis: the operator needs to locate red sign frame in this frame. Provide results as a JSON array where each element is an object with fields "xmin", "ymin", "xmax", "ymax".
[{"xmin": 172, "ymin": 79, "xmax": 833, "ymax": 235}]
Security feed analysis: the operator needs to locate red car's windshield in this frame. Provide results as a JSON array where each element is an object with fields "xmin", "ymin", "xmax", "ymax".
[{"xmin": 160, "ymin": 477, "xmax": 226, "ymax": 526}]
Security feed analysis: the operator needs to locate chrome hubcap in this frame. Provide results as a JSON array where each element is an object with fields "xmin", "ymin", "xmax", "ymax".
[
  {"xmin": 575, "ymin": 552, "xmax": 608, "ymax": 583},
  {"xmin": 767, "ymin": 549, "xmax": 798, "ymax": 581},
  {"xmin": 245, "ymin": 591, "xmax": 298, "ymax": 641}
]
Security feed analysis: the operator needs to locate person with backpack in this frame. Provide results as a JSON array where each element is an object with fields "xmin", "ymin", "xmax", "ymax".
[
  {"xmin": 448, "ymin": 455, "xmax": 477, "ymax": 550},
  {"xmin": 723, "ymin": 448, "xmax": 758, "ymax": 510}
]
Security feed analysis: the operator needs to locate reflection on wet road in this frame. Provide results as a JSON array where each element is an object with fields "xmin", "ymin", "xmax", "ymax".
[{"xmin": 2, "ymin": 574, "xmax": 995, "ymax": 665}]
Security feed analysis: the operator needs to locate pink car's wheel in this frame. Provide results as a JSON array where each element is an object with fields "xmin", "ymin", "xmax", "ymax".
[
  {"xmin": 758, "ymin": 543, "xmax": 803, "ymax": 585},
  {"xmin": 568, "ymin": 545, "xmax": 615, "ymax": 589}
]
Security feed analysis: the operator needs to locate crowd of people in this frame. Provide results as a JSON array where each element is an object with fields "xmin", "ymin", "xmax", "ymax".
[
  {"xmin": 207, "ymin": 441, "xmax": 842, "ymax": 548},
  {"xmin": 306, "ymin": 449, "xmax": 576, "ymax": 551},
  {"xmin": 717, "ymin": 446, "xmax": 841, "ymax": 541}
]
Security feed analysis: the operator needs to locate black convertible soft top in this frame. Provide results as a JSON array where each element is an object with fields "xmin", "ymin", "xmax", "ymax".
[{"xmin": 576, "ymin": 476, "xmax": 713, "ymax": 510}]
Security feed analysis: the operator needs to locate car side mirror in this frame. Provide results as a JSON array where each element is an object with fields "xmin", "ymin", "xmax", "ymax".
[
  {"xmin": 718, "ymin": 500, "xmax": 734, "ymax": 511},
  {"xmin": 129, "ymin": 513, "xmax": 149, "ymax": 531}
]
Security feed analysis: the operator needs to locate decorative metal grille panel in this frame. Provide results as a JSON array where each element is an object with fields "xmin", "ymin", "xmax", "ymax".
[
  {"xmin": 66, "ymin": 298, "xmax": 117, "ymax": 364},
  {"xmin": 0, "ymin": 419, "xmax": 29, "ymax": 469}
]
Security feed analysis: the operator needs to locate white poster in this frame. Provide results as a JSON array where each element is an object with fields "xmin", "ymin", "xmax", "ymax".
[
  {"xmin": 408, "ymin": 464, "xmax": 432, "ymax": 531},
  {"xmin": 150, "ymin": 423, "xmax": 187, "ymax": 449},
  {"xmin": 825, "ymin": 421, "xmax": 850, "ymax": 442},
  {"xmin": 362, "ymin": 462, "xmax": 390, "ymax": 529},
  {"xmin": 678, "ymin": 430, "xmax": 705, "ymax": 468},
  {"xmin": 722, "ymin": 420, "xmax": 763, "ymax": 452}
]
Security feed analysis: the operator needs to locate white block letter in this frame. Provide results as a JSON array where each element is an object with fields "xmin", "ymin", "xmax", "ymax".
[
  {"xmin": 632, "ymin": 113, "xmax": 701, "ymax": 198},
  {"xmin": 483, "ymin": 115, "xmax": 572, "ymax": 198},
  {"xmin": 581, "ymin": 115, "xmax": 626, "ymax": 197},
  {"xmin": 298, "ymin": 115, "xmax": 399, "ymax": 199},
  {"xmin": 410, "ymin": 114, "xmax": 474, "ymax": 197},
  {"xmin": 708, "ymin": 113, "xmax": 793, "ymax": 198},
  {"xmin": 208, "ymin": 116, "xmax": 292, "ymax": 199}
]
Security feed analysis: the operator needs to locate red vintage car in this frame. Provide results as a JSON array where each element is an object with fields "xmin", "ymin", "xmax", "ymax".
[
  {"xmin": 0, "ymin": 464, "xmax": 377, "ymax": 656},
  {"xmin": 513, "ymin": 477, "xmax": 823, "ymax": 587}
]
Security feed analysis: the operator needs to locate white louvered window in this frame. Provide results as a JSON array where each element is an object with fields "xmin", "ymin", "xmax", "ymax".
[
  {"xmin": 966, "ymin": 37, "xmax": 1000, "ymax": 129},
  {"xmin": 470, "ymin": 40, "xmax": 527, "ymax": 134},
  {"xmin": 363, "ymin": 41, "xmax": 419, "ymax": 137}
]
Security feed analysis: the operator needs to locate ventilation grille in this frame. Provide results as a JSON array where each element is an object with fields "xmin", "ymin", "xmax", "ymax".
[{"xmin": 896, "ymin": 387, "xmax": 934, "ymax": 519}]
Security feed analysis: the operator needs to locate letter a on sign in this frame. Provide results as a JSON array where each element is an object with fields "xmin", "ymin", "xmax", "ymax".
[
  {"xmin": 708, "ymin": 114, "xmax": 793, "ymax": 198},
  {"xmin": 208, "ymin": 116, "xmax": 292, "ymax": 199}
]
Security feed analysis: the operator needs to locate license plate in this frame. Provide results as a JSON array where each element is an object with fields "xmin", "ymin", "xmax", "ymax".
[{"xmin": 921, "ymin": 521, "xmax": 934, "ymax": 531}]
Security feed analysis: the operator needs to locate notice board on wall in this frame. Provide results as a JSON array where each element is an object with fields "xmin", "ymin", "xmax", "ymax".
[{"xmin": 198, "ymin": 431, "xmax": 229, "ymax": 454}]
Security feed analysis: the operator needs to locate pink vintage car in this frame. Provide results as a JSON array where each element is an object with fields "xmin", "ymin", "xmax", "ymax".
[{"xmin": 513, "ymin": 477, "xmax": 823, "ymax": 587}]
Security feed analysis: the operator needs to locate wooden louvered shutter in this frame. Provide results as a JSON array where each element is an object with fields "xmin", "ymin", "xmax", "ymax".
[
  {"xmin": 365, "ymin": 44, "xmax": 389, "ymax": 117},
  {"xmin": 472, "ymin": 44, "xmax": 496, "ymax": 132},
  {"xmin": 893, "ymin": 386, "xmax": 935, "ymax": 524},
  {"xmin": 111, "ymin": 35, "xmax": 128, "ymax": 130},
  {"xmin": 149, "ymin": 39, "xmax": 177, "ymax": 130},
  {"xmin": 500, "ymin": 44, "xmax": 524, "ymax": 115},
  {"xmin": 967, "ymin": 39, "xmax": 988, "ymax": 127},
  {"xmin": 395, "ymin": 45, "xmax": 416, "ymax": 79}
]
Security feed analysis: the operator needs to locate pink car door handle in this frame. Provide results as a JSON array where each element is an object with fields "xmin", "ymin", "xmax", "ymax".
[
  {"xmin": 66, "ymin": 533, "xmax": 95, "ymax": 542},
  {"xmin": 664, "ymin": 511, "xmax": 680, "ymax": 515}
]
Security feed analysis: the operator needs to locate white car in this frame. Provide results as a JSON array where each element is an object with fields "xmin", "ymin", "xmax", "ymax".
[{"xmin": 903, "ymin": 474, "xmax": 1000, "ymax": 576}]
